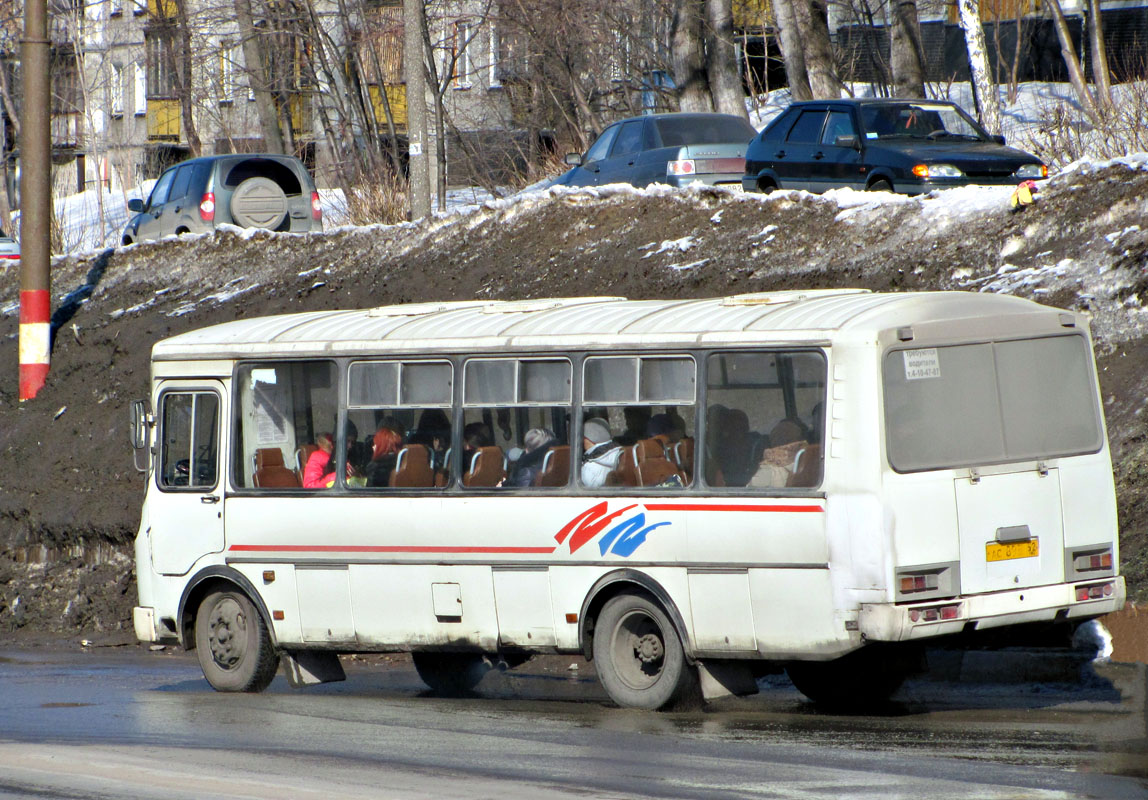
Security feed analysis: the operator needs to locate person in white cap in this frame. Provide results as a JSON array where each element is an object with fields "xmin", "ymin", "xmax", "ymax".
[{"xmin": 581, "ymin": 417, "xmax": 622, "ymax": 487}]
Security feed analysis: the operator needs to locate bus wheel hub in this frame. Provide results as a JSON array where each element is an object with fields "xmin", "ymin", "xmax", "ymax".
[{"xmin": 636, "ymin": 634, "xmax": 663, "ymax": 663}]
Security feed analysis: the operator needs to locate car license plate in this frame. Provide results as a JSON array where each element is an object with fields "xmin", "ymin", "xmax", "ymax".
[{"xmin": 986, "ymin": 539, "xmax": 1039, "ymax": 562}]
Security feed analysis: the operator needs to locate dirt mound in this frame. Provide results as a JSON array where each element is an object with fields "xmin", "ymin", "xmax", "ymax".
[{"xmin": 1, "ymin": 163, "xmax": 1146, "ymax": 635}]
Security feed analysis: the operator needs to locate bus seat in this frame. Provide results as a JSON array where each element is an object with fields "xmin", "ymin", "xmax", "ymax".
[
  {"xmin": 614, "ymin": 445, "xmax": 640, "ymax": 487},
  {"xmin": 390, "ymin": 444, "xmax": 435, "ymax": 488},
  {"xmin": 769, "ymin": 418, "xmax": 805, "ymax": 447},
  {"xmin": 434, "ymin": 447, "xmax": 451, "ymax": 487},
  {"xmin": 464, "ymin": 446, "xmax": 507, "ymax": 487},
  {"xmin": 634, "ymin": 438, "xmax": 687, "ymax": 487},
  {"xmin": 294, "ymin": 444, "xmax": 318, "ymax": 482},
  {"xmin": 534, "ymin": 445, "xmax": 570, "ymax": 487},
  {"xmin": 673, "ymin": 438, "xmax": 694, "ymax": 478},
  {"xmin": 787, "ymin": 444, "xmax": 821, "ymax": 488},
  {"xmin": 254, "ymin": 447, "xmax": 299, "ymax": 488}
]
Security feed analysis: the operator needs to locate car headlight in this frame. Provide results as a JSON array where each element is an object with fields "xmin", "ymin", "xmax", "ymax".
[
  {"xmin": 1015, "ymin": 163, "xmax": 1048, "ymax": 179},
  {"xmin": 912, "ymin": 163, "xmax": 963, "ymax": 178}
]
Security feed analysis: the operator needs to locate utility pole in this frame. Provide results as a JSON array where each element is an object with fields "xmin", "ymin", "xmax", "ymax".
[
  {"xmin": 403, "ymin": 0, "xmax": 431, "ymax": 220},
  {"xmin": 19, "ymin": 0, "xmax": 51, "ymax": 400}
]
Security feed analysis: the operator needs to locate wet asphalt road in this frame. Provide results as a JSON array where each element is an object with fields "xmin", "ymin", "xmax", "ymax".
[{"xmin": 0, "ymin": 647, "xmax": 1146, "ymax": 800}]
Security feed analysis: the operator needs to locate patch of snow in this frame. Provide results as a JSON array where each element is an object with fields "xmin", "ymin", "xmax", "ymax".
[
  {"xmin": 710, "ymin": 210, "xmax": 723, "ymax": 224},
  {"xmin": 665, "ymin": 258, "xmax": 709, "ymax": 272},
  {"xmin": 643, "ymin": 236, "xmax": 697, "ymax": 259}
]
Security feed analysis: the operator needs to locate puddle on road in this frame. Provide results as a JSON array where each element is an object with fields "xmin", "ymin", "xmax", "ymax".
[{"xmin": 41, "ymin": 702, "xmax": 94, "ymax": 709}]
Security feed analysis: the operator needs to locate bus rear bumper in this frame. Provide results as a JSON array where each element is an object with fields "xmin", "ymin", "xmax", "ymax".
[{"xmin": 859, "ymin": 576, "xmax": 1125, "ymax": 641}]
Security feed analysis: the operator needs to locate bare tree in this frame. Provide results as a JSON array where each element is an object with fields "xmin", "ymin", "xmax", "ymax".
[
  {"xmin": 890, "ymin": 0, "xmax": 925, "ymax": 98},
  {"xmin": 233, "ymin": 0, "xmax": 285, "ymax": 152},
  {"xmin": 955, "ymin": 0, "xmax": 1000, "ymax": 134},
  {"xmin": 704, "ymin": 0, "xmax": 747, "ymax": 118},
  {"xmin": 1086, "ymin": 0, "xmax": 1111, "ymax": 109},
  {"xmin": 792, "ymin": 0, "xmax": 842, "ymax": 99},
  {"xmin": 671, "ymin": 0, "xmax": 713, "ymax": 112},
  {"xmin": 773, "ymin": 0, "xmax": 812, "ymax": 100},
  {"xmin": 1046, "ymin": 0, "xmax": 1099, "ymax": 121}
]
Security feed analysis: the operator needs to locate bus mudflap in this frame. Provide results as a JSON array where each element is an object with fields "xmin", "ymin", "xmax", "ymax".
[{"xmin": 282, "ymin": 650, "xmax": 347, "ymax": 687}]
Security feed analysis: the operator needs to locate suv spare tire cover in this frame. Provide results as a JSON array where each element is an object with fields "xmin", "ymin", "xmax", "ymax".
[{"xmin": 229, "ymin": 176, "xmax": 289, "ymax": 229}]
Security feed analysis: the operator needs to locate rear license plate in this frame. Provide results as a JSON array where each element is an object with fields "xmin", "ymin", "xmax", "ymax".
[{"xmin": 986, "ymin": 539, "xmax": 1039, "ymax": 562}]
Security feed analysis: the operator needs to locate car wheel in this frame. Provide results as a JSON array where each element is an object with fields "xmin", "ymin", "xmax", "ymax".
[
  {"xmin": 121, "ymin": 236, "xmax": 133, "ymax": 246},
  {"xmin": 229, "ymin": 176, "xmax": 289, "ymax": 230},
  {"xmin": 756, "ymin": 178, "xmax": 777, "ymax": 194},
  {"xmin": 868, "ymin": 179, "xmax": 893, "ymax": 193}
]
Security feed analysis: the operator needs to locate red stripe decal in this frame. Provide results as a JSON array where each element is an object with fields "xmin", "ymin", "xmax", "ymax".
[
  {"xmin": 19, "ymin": 290, "xmax": 50, "ymax": 324},
  {"xmin": 644, "ymin": 503, "xmax": 824, "ymax": 513},
  {"xmin": 229, "ymin": 544, "xmax": 557, "ymax": 554}
]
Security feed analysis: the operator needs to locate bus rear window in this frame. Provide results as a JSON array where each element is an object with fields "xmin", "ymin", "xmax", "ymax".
[{"xmin": 883, "ymin": 335, "xmax": 1102, "ymax": 472}]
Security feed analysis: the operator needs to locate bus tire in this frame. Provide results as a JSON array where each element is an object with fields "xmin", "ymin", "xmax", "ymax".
[
  {"xmin": 593, "ymin": 593, "xmax": 692, "ymax": 710},
  {"xmin": 412, "ymin": 653, "xmax": 489, "ymax": 695},
  {"xmin": 786, "ymin": 647, "xmax": 913, "ymax": 709},
  {"xmin": 195, "ymin": 588, "xmax": 279, "ymax": 693}
]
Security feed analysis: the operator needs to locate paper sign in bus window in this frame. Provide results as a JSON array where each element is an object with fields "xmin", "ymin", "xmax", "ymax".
[{"xmin": 903, "ymin": 348, "xmax": 941, "ymax": 380}]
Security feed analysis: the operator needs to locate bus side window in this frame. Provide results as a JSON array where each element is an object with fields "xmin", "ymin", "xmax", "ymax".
[
  {"xmin": 158, "ymin": 391, "xmax": 219, "ymax": 490},
  {"xmin": 233, "ymin": 361, "xmax": 338, "ymax": 489},
  {"xmin": 581, "ymin": 356, "xmax": 696, "ymax": 490},
  {"xmin": 704, "ymin": 351, "xmax": 826, "ymax": 490},
  {"xmin": 461, "ymin": 358, "xmax": 572, "ymax": 490},
  {"xmin": 346, "ymin": 360, "xmax": 453, "ymax": 490}
]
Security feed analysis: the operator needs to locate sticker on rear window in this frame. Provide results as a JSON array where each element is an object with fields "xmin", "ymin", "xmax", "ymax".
[{"xmin": 903, "ymin": 348, "xmax": 941, "ymax": 380}]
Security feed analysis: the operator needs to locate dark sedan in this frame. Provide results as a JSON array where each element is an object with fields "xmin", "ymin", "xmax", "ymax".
[
  {"xmin": 557, "ymin": 112, "xmax": 756, "ymax": 190},
  {"xmin": 742, "ymin": 99, "xmax": 1047, "ymax": 195}
]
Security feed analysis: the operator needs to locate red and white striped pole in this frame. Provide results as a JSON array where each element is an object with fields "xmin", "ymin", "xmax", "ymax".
[
  {"xmin": 18, "ymin": 0, "xmax": 51, "ymax": 401},
  {"xmin": 19, "ymin": 290, "xmax": 50, "ymax": 400}
]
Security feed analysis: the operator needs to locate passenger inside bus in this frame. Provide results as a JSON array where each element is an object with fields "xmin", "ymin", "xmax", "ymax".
[
  {"xmin": 365, "ymin": 426, "xmax": 403, "ymax": 487},
  {"xmin": 581, "ymin": 417, "xmax": 622, "ymax": 487},
  {"xmin": 302, "ymin": 433, "xmax": 338, "ymax": 489},
  {"xmin": 507, "ymin": 428, "xmax": 557, "ymax": 488}
]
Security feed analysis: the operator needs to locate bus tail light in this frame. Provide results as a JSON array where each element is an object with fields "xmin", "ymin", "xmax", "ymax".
[
  {"xmin": 1067, "ymin": 546, "xmax": 1115, "ymax": 581},
  {"xmin": 1075, "ymin": 581, "xmax": 1115, "ymax": 602},
  {"xmin": 909, "ymin": 602, "xmax": 962, "ymax": 624}
]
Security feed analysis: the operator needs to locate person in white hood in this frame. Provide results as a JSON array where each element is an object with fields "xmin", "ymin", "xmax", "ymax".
[{"xmin": 581, "ymin": 417, "xmax": 622, "ymax": 487}]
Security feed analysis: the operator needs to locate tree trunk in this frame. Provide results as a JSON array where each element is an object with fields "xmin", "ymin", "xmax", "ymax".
[
  {"xmin": 671, "ymin": 0, "xmax": 714, "ymax": 112},
  {"xmin": 1087, "ymin": 0, "xmax": 1112, "ymax": 108},
  {"xmin": 704, "ymin": 0, "xmax": 747, "ymax": 118},
  {"xmin": 772, "ymin": 0, "xmax": 812, "ymax": 100},
  {"xmin": 956, "ymin": 0, "xmax": 1001, "ymax": 134},
  {"xmin": 233, "ymin": 0, "xmax": 285, "ymax": 153},
  {"xmin": 794, "ymin": 0, "xmax": 843, "ymax": 99},
  {"xmin": 1046, "ymin": 0, "xmax": 1099, "ymax": 121},
  {"xmin": 890, "ymin": 0, "xmax": 926, "ymax": 98},
  {"xmin": 172, "ymin": 0, "xmax": 202, "ymax": 156}
]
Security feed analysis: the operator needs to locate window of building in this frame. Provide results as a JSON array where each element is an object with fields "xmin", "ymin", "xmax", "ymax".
[
  {"xmin": 145, "ymin": 29, "xmax": 181, "ymax": 99},
  {"xmin": 488, "ymin": 21, "xmax": 499, "ymax": 88},
  {"xmin": 110, "ymin": 64, "xmax": 124, "ymax": 117},
  {"xmin": 133, "ymin": 63, "xmax": 147, "ymax": 114}
]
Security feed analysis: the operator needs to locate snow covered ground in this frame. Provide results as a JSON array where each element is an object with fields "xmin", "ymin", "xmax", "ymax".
[{"xmin": 20, "ymin": 81, "xmax": 1148, "ymax": 256}]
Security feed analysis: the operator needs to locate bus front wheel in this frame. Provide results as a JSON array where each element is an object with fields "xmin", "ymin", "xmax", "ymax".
[
  {"xmin": 194, "ymin": 589, "xmax": 280, "ymax": 692},
  {"xmin": 593, "ymin": 593, "xmax": 694, "ymax": 710},
  {"xmin": 412, "ymin": 653, "xmax": 489, "ymax": 695}
]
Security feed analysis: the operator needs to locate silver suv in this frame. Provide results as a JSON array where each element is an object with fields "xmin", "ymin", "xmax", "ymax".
[{"xmin": 122, "ymin": 154, "xmax": 322, "ymax": 244}]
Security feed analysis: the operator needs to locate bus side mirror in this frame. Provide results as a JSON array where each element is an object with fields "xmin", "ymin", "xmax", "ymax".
[{"xmin": 129, "ymin": 399, "xmax": 152, "ymax": 472}]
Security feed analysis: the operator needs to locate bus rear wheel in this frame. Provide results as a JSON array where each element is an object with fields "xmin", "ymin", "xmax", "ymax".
[
  {"xmin": 786, "ymin": 646, "xmax": 918, "ymax": 709},
  {"xmin": 412, "ymin": 653, "xmax": 489, "ymax": 695},
  {"xmin": 195, "ymin": 589, "xmax": 279, "ymax": 693},
  {"xmin": 593, "ymin": 593, "xmax": 693, "ymax": 710}
]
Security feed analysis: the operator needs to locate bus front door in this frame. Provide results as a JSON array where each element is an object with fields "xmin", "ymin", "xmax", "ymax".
[{"xmin": 151, "ymin": 382, "xmax": 227, "ymax": 575}]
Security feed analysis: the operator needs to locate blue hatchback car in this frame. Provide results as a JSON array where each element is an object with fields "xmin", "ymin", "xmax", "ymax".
[{"xmin": 742, "ymin": 99, "xmax": 1047, "ymax": 195}]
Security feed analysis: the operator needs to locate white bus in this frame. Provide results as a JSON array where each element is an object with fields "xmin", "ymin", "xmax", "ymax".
[{"xmin": 131, "ymin": 290, "xmax": 1125, "ymax": 709}]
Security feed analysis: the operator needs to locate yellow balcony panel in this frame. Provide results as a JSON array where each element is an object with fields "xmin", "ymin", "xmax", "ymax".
[
  {"xmin": 289, "ymin": 94, "xmax": 310, "ymax": 137},
  {"xmin": 369, "ymin": 83, "xmax": 407, "ymax": 130},
  {"xmin": 148, "ymin": 0, "xmax": 178, "ymax": 18},
  {"xmin": 147, "ymin": 99, "xmax": 181, "ymax": 141}
]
